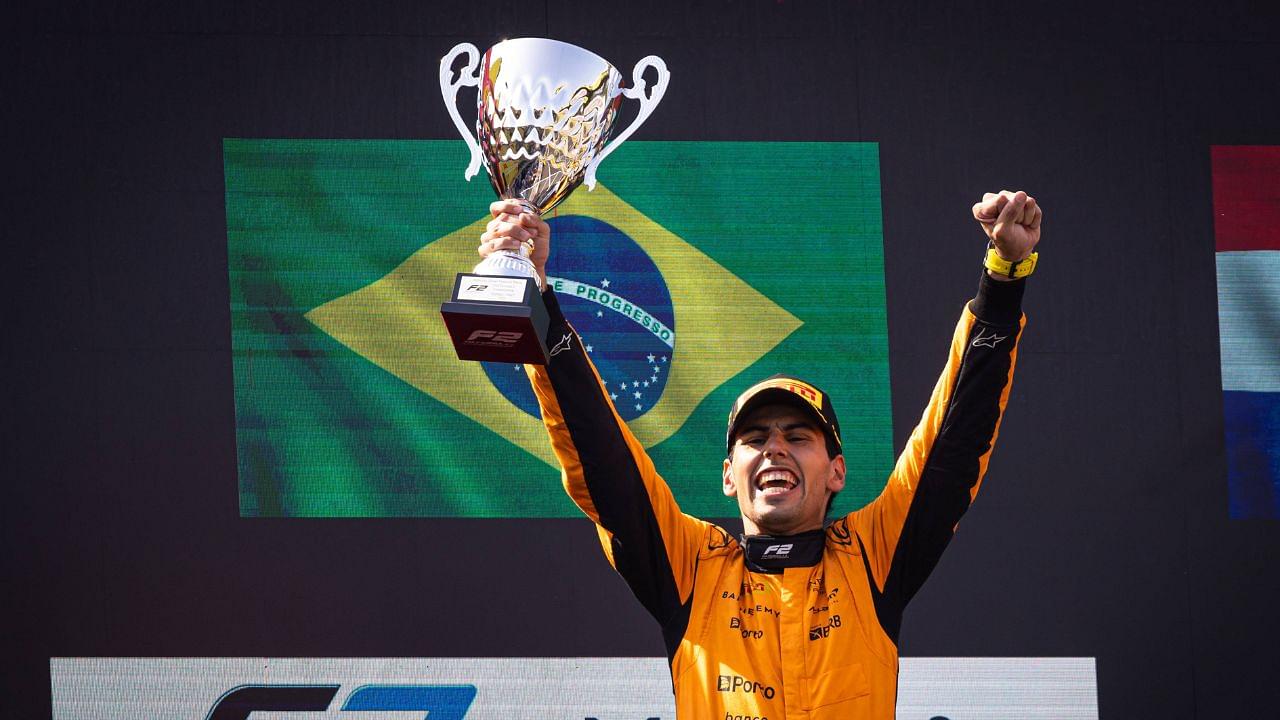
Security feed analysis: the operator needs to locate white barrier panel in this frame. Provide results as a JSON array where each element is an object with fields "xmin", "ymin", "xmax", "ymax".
[{"xmin": 51, "ymin": 656, "xmax": 1097, "ymax": 719}]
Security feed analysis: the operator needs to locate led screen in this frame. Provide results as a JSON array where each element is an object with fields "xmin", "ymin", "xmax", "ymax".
[{"xmin": 225, "ymin": 140, "xmax": 890, "ymax": 517}]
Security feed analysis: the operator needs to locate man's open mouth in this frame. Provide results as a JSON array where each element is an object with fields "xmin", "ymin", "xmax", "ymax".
[{"xmin": 754, "ymin": 468, "xmax": 798, "ymax": 496}]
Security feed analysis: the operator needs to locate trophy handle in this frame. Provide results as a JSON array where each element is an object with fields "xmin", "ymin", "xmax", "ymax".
[
  {"xmin": 439, "ymin": 42, "xmax": 484, "ymax": 181},
  {"xmin": 583, "ymin": 55, "xmax": 669, "ymax": 190}
]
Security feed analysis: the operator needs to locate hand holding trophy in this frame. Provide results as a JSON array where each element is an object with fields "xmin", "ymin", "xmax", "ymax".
[{"xmin": 439, "ymin": 38, "xmax": 669, "ymax": 364}]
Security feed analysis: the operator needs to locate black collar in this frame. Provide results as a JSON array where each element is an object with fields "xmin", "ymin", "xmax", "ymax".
[{"xmin": 741, "ymin": 529, "xmax": 825, "ymax": 573}]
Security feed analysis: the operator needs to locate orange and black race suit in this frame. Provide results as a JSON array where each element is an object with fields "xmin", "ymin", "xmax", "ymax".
[{"xmin": 525, "ymin": 273, "xmax": 1026, "ymax": 720}]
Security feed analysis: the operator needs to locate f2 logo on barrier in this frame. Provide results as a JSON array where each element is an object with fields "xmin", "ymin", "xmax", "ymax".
[{"xmin": 204, "ymin": 684, "xmax": 477, "ymax": 720}]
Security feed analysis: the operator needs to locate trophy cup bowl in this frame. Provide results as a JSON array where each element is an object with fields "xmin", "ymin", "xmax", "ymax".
[{"xmin": 439, "ymin": 37, "xmax": 669, "ymax": 364}]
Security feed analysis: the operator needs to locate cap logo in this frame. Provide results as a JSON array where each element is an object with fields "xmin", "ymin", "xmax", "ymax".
[{"xmin": 745, "ymin": 378, "xmax": 823, "ymax": 413}]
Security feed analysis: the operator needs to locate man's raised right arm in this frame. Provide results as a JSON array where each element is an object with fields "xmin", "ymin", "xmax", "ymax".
[{"xmin": 481, "ymin": 201, "xmax": 705, "ymax": 633}]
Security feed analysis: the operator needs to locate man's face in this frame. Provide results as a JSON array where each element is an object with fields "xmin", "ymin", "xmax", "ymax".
[{"xmin": 723, "ymin": 403, "xmax": 845, "ymax": 536}]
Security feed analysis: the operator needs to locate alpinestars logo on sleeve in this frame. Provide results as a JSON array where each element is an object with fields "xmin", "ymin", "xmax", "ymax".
[
  {"xmin": 549, "ymin": 333, "xmax": 573, "ymax": 357},
  {"xmin": 971, "ymin": 328, "xmax": 1008, "ymax": 348}
]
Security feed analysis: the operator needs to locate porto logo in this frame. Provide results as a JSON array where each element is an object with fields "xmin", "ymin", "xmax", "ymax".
[
  {"xmin": 716, "ymin": 674, "xmax": 775, "ymax": 699},
  {"xmin": 481, "ymin": 215, "xmax": 675, "ymax": 420}
]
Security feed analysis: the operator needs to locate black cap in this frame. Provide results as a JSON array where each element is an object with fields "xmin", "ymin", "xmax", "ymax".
[{"xmin": 726, "ymin": 374, "xmax": 843, "ymax": 456}]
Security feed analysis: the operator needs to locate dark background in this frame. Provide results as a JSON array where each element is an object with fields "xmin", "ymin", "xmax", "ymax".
[{"xmin": 6, "ymin": 1, "xmax": 1280, "ymax": 717}]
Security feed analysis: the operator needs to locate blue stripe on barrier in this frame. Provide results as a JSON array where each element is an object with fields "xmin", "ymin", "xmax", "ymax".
[{"xmin": 341, "ymin": 685, "xmax": 477, "ymax": 719}]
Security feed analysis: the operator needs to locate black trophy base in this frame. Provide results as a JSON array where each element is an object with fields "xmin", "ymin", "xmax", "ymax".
[{"xmin": 440, "ymin": 273, "xmax": 550, "ymax": 364}]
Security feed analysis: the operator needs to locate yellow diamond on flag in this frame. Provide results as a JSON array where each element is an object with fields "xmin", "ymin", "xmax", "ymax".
[{"xmin": 304, "ymin": 184, "xmax": 802, "ymax": 467}]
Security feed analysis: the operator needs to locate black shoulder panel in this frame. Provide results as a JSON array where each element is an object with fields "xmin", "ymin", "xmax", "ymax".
[
  {"xmin": 872, "ymin": 273, "xmax": 1024, "ymax": 642},
  {"xmin": 542, "ymin": 291, "xmax": 691, "ymax": 639}
]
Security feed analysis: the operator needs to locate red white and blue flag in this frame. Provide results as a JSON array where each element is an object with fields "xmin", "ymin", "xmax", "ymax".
[{"xmin": 1213, "ymin": 145, "xmax": 1280, "ymax": 519}]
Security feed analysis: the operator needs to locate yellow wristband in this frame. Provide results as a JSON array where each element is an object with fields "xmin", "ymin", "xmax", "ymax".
[{"xmin": 984, "ymin": 246, "xmax": 1038, "ymax": 279}]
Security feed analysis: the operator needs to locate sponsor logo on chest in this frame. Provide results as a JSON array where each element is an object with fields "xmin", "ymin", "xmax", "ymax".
[{"xmin": 717, "ymin": 675, "xmax": 776, "ymax": 699}]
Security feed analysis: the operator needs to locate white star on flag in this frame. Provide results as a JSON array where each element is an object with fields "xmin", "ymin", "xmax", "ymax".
[
  {"xmin": 610, "ymin": 393, "xmax": 617, "ymax": 400},
  {"xmin": 635, "ymin": 403, "xmax": 642, "ymax": 410},
  {"xmin": 586, "ymin": 345, "xmax": 593, "ymax": 353},
  {"xmin": 596, "ymin": 310, "xmax": 603, "ymax": 318},
  {"xmin": 633, "ymin": 391, "xmax": 642, "ymax": 399},
  {"xmin": 601, "ymin": 278, "xmax": 611, "ymax": 288},
  {"xmin": 647, "ymin": 353, "xmax": 656, "ymax": 363}
]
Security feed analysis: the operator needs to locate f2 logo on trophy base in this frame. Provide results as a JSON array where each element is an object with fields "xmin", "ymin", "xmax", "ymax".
[
  {"xmin": 442, "ymin": 273, "xmax": 551, "ymax": 364},
  {"xmin": 467, "ymin": 330, "xmax": 524, "ymax": 345}
]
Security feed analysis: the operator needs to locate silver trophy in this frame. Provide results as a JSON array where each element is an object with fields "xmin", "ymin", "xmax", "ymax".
[{"xmin": 438, "ymin": 37, "xmax": 669, "ymax": 364}]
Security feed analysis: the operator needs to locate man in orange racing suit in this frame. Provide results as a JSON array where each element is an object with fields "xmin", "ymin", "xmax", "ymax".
[{"xmin": 479, "ymin": 190, "xmax": 1041, "ymax": 720}]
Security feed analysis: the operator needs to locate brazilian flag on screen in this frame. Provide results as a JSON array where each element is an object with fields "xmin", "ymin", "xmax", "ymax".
[{"xmin": 225, "ymin": 140, "xmax": 891, "ymax": 518}]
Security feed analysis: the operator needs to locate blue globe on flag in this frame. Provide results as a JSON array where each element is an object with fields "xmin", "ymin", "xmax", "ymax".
[{"xmin": 481, "ymin": 215, "xmax": 676, "ymax": 421}]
